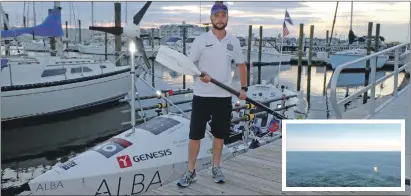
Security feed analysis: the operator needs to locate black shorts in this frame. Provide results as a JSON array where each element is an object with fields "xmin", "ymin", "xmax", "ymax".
[{"xmin": 189, "ymin": 95, "xmax": 232, "ymax": 140}]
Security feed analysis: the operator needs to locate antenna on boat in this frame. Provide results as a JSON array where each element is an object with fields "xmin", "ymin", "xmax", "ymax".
[{"xmin": 129, "ymin": 41, "xmax": 137, "ymax": 133}]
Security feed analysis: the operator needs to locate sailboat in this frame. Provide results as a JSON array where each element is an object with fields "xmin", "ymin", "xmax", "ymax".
[
  {"xmin": 328, "ymin": 2, "xmax": 388, "ymax": 69},
  {"xmin": 1, "ymin": 6, "xmax": 131, "ymax": 122}
]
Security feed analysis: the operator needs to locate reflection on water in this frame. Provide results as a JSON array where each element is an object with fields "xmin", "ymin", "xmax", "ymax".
[{"xmin": 1, "ymin": 52, "xmax": 407, "ymax": 195}]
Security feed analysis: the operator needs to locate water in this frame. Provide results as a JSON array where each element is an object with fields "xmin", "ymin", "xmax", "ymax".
[
  {"xmin": 286, "ymin": 151, "xmax": 402, "ymax": 187},
  {"xmin": 1, "ymin": 51, "xmax": 408, "ymax": 195}
]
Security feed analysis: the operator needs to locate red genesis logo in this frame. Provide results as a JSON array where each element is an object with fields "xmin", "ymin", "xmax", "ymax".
[{"xmin": 116, "ymin": 155, "xmax": 132, "ymax": 168}]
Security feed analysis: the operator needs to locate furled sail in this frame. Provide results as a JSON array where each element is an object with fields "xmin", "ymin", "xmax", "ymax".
[{"xmin": 1, "ymin": 7, "xmax": 63, "ymax": 38}]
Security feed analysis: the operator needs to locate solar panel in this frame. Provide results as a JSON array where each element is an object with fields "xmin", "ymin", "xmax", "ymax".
[{"xmin": 136, "ymin": 116, "xmax": 181, "ymax": 135}]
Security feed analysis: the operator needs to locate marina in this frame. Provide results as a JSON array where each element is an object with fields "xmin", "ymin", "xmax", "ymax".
[{"xmin": 1, "ymin": 1, "xmax": 410, "ymax": 196}]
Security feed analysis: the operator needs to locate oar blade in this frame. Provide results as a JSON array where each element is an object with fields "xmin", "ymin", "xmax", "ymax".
[{"xmin": 155, "ymin": 46, "xmax": 201, "ymax": 76}]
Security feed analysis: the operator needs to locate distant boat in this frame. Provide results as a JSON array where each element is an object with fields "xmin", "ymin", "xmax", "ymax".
[
  {"xmin": 329, "ymin": 49, "xmax": 389, "ymax": 69},
  {"xmin": 374, "ymin": 164, "xmax": 378, "ymax": 172}
]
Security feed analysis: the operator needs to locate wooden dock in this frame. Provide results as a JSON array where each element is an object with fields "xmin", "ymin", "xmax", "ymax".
[{"xmin": 145, "ymin": 139, "xmax": 410, "ymax": 195}]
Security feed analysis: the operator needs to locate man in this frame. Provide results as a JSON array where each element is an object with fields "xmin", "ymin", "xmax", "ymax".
[{"xmin": 177, "ymin": 2, "xmax": 248, "ymax": 187}]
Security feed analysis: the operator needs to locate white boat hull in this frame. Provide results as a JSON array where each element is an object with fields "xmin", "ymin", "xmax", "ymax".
[
  {"xmin": 242, "ymin": 51, "xmax": 292, "ymax": 65},
  {"xmin": 78, "ymin": 45, "xmax": 118, "ymax": 55},
  {"xmin": 329, "ymin": 53, "xmax": 388, "ymax": 69},
  {"xmin": 26, "ymin": 114, "xmax": 232, "ymax": 195},
  {"xmin": 1, "ymin": 71, "xmax": 130, "ymax": 121},
  {"xmin": 78, "ymin": 45, "xmax": 157, "ymax": 57},
  {"xmin": 24, "ymin": 43, "xmax": 50, "ymax": 52}
]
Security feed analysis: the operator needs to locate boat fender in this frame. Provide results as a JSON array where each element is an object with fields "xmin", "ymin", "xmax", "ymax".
[
  {"xmin": 244, "ymin": 114, "xmax": 255, "ymax": 121},
  {"xmin": 157, "ymin": 103, "xmax": 167, "ymax": 109},
  {"xmin": 245, "ymin": 103, "xmax": 255, "ymax": 109},
  {"xmin": 168, "ymin": 90, "xmax": 174, "ymax": 96}
]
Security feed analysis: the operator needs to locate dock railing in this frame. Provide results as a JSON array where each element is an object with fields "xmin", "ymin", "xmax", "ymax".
[{"xmin": 330, "ymin": 42, "xmax": 410, "ymax": 119}]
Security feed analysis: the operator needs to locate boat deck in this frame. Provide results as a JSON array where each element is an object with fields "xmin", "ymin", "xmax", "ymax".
[{"xmin": 145, "ymin": 139, "xmax": 410, "ymax": 195}]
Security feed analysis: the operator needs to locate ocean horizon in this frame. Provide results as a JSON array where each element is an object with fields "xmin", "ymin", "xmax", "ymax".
[{"xmin": 286, "ymin": 151, "xmax": 401, "ymax": 187}]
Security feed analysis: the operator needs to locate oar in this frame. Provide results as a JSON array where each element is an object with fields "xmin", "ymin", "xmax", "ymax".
[{"xmin": 155, "ymin": 46, "xmax": 288, "ymax": 120}]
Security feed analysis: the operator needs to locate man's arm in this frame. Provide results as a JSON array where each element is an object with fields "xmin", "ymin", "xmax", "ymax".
[
  {"xmin": 233, "ymin": 38, "xmax": 247, "ymax": 88},
  {"xmin": 237, "ymin": 63, "xmax": 247, "ymax": 88}
]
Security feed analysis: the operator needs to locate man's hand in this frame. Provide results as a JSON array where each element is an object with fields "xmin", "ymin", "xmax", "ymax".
[
  {"xmin": 238, "ymin": 89, "xmax": 247, "ymax": 100},
  {"xmin": 200, "ymin": 72, "xmax": 211, "ymax": 83}
]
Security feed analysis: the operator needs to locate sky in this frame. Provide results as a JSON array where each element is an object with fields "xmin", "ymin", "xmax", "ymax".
[
  {"xmin": 286, "ymin": 123, "xmax": 402, "ymax": 152},
  {"xmin": 1, "ymin": 1, "xmax": 410, "ymax": 42}
]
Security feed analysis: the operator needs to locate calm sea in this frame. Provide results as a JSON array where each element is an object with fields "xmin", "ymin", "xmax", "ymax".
[{"xmin": 286, "ymin": 151, "xmax": 401, "ymax": 187}]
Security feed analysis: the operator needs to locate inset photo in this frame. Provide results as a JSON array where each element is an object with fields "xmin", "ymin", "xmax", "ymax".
[{"xmin": 282, "ymin": 119, "xmax": 405, "ymax": 192}]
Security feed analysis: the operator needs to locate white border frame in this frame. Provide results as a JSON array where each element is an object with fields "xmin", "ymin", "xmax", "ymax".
[{"xmin": 282, "ymin": 119, "xmax": 405, "ymax": 192}]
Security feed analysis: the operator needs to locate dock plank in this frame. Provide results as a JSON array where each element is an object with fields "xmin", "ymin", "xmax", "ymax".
[{"xmin": 145, "ymin": 138, "xmax": 409, "ymax": 195}]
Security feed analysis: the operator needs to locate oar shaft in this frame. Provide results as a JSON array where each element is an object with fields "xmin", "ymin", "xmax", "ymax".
[{"xmin": 209, "ymin": 78, "xmax": 288, "ymax": 120}]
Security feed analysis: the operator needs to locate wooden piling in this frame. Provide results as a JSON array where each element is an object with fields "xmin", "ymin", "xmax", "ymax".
[
  {"xmin": 78, "ymin": 20, "xmax": 81, "ymax": 43},
  {"xmin": 258, "ymin": 26, "xmax": 262, "ymax": 84},
  {"xmin": 65, "ymin": 21, "xmax": 68, "ymax": 49},
  {"xmin": 322, "ymin": 30, "xmax": 329, "ymax": 96},
  {"xmin": 247, "ymin": 25, "xmax": 252, "ymax": 86},
  {"xmin": 4, "ymin": 13, "xmax": 10, "ymax": 55},
  {"xmin": 297, "ymin": 23, "xmax": 304, "ymax": 91},
  {"xmin": 363, "ymin": 22, "xmax": 373, "ymax": 104},
  {"xmin": 306, "ymin": 25, "xmax": 314, "ymax": 107},
  {"xmin": 374, "ymin": 24, "xmax": 380, "ymax": 52},
  {"xmin": 105, "ymin": 32, "xmax": 108, "ymax": 60},
  {"xmin": 114, "ymin": 2, "xmax": 121, "ymax": 66},
  {"xmin": 49, "ymin": 9, "xmax": 56, "ymax": 56}
]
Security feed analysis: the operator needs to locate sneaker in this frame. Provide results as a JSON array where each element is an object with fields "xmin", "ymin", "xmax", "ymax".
[
  {"xmin": 176, "ymin": 169, "xmax": 196, "ymax": 187},
  {"xmin": 212, "ymin": 166, "xmax": 225, "ymax": 183}
]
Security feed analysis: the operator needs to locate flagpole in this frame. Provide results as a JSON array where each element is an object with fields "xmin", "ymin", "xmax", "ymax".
[{"xmin": 277, "ymin": 36, "xmax": 284, "ymax": 87}]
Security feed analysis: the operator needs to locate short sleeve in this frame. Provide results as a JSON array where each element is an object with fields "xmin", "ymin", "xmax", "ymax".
[
  {"xmin": 233, "ymin": 37, "xmax": 245, "ymax": 64},
  {"xmin": 187, "ymin": 36, "xmax": 202, "ymax": 63}
]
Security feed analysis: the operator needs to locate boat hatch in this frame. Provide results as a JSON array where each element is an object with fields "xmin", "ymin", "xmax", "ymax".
[
  {"xmin": 253, "ymin": 102, "xmax": 271, "ymax": 127},
  {"xmin": 41, "ymin": 68, "xmax": 66, "ymax": 77},
  {"xmin": 136, "ymin": 116, "xmax": 181, "ymax": 135},
  {"xmin": 71, "ymin": 67, "xmax": 93, "ymax": 74}
]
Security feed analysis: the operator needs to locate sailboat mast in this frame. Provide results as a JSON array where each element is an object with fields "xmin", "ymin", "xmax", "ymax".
[
  {"xmin": 54, "ymin": 1, "xmax": 63, "ymax": 57},
  {"xmin": 33, "ymin": 2, "xmax": 36, "ymax": 26},
  {"xmin": 328, "ymin": 1, "xmax": 339, "ymax": 57},
  {"xmin": 27, "ymin": 2, "xmax": 30, "ymax": 26},
  {"xmin": 350, "ymin": 1, "xmax": 353, "ymax": 31},
  {"xmin": 349, "ymin": 1, "xmax": 353, "ymax": 49},
  {"xmin": 125, "ymin": 2, "xmax": 127, "ymax": 23},
  {"xmin": 91, "ymin": 2, "xmax": 94, "ymax": 37},
  {"xmin": 23, "ymin": 2, "xmax": 26, "ymax": 27},
  {"xmin": 200, "ymin": 1, "xmax": 202, "ymax": 27},
  {"xmin": 91, "ymin": 2, "xmax": 94, "ymax": 26}
]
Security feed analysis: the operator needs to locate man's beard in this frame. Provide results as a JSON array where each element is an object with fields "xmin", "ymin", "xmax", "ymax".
[{"xmin": 212, "ymin": 22, "xmax": 227, "ymax": 30}]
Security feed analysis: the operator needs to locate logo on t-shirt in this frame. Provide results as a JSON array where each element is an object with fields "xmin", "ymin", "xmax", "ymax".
[{"xmin": 227, "ymin": 43, "xmax": 233, "ymax": 51}]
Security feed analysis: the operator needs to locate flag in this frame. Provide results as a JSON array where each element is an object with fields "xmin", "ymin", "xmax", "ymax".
[
  {"xmin": 1, "ymin": 58, "xmax": 8, "ymax": 71},
  {"xmin": 268, "ymin": 119, "xmax": 281, "ymax": 133},
  {"xmin": 284, "ymin": 9, "xmax": 293, "ymax": 25},
  {"xmin": 283, "ymin": 21, "xmax": 290, "ymax": 37}
]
